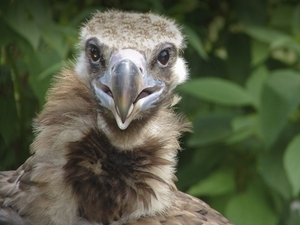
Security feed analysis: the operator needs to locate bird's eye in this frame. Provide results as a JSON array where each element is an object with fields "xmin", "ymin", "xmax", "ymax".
[
  {"xmin": 90, "ymin": 45, "xmax": 101, "ymax": 62},
  {"xmin": 157, "ymin": 49, "xmax": 170, "ymax": 66}
]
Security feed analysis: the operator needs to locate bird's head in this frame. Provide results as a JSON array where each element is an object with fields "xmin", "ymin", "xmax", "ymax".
[{"xmin": 76, "ymin": 10, "xmax": 188, "ymax": 130}]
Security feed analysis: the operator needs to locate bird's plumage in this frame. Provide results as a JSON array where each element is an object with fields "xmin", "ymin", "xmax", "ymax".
[{"xmin": 0, "ymin": 10, "xmax": 232, "ymax": 225}]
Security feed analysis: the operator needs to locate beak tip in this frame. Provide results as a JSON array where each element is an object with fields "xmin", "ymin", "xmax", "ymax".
[
  {"xmin": 118, "ymin": 104, "xmax": 134, "ymax": 122},
  {"xmin": 115, "ymin": 116, "xmax": 130, "ymax": 130},
  {"xmin": 114, "ymin": 104, "xmax": 134, "ymax": 130}
]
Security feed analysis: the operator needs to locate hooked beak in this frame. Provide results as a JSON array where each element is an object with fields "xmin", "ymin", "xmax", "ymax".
[{"xmin": 93, "ymin": 49, "xmax": 165, "ymax": 130}]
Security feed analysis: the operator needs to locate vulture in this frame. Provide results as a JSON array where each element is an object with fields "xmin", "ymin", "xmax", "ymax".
[{"xmin": 0, "ymin": 10, "xmax": 233, "ymax": 225}]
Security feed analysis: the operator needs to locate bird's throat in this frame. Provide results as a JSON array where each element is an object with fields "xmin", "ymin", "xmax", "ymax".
[{"xmin": 63, "ymin": 128, "xmax": 175, "ymax": 224}]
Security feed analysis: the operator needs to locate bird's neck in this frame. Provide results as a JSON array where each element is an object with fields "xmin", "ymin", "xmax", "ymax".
[
  {"xmin": 31, "ymin": 69, "xmax": 190, "ymax": 224},
  {"xmin": 63, "ymin": 128, "xmax": 177, "ymax": 223}
]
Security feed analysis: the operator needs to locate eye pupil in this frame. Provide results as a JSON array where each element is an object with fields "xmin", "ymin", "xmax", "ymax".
[
  {"xmin": 158, "ymin": 49, "xmax": 170, "ymax": 66},
  {"xmin": 90, "ymin": 45, "xmax": 100, "ymax": 62}
]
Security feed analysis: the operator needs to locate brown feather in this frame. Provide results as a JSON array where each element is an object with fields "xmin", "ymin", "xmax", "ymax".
[{"xmin": 127, "ymin": 192, "xmax": 232, "ymax": 225}]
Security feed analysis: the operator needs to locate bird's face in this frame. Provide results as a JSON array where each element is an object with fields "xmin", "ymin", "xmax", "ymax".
[{"xmin": 76, "ymin": 11, "xmax": 188, "ymax": 130}]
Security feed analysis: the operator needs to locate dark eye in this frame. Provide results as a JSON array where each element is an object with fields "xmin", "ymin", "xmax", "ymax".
[
  {"xmin": 89, "ymin": 44, "xmax": 105, "ymax": 66},
  {"xmin": 90, "ymin": 44, "xmax": 101, "ymax": 62},
  {"xmin": 157, "ymin": 49, "xmax": 170, "ymax": 66}
]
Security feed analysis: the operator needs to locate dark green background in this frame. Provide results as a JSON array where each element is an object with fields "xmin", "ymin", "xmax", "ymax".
[{"xmin": 1, "ymin": 0, "xmax": 300, "ymax": 224}]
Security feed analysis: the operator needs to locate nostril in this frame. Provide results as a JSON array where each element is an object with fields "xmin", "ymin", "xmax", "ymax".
[
  {"xmin": 134, "ymin": 89, "xmax": 152, "ymax": 103},
  {"xmin": 98, "ymin": 83, "xmax": 113, "ymax": 98},
  {"xmin": 107, "ymin": 90, "xmax": 113, "ymax": 98},
  {"xmin": 104, "ymin": 87, "xmax": 113, "ymax": 98},
  {"xmin": 139, "ymin": 67, "xmax": 143, "ymax": 74}
]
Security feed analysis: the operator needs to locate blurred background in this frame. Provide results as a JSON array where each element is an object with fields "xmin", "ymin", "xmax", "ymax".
[{"xmin": 1, "ymin": 0, "xmax": 300, "ymax": 224}]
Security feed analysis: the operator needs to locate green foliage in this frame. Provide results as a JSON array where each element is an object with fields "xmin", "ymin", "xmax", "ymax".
[
  {"xmin": 1, "ymin": 0, "xmax": 300, "ymax": 224},
  {"xmin": 226, "ymin": 183, "xmax": 278, "ymax": 225},
  {"xmin": 178, "ymin": 78, "xmax": 254, "ymax": 106},
  {"xmin": 284, "ymin": 134, "xmax": 300, "ymax": 197}
]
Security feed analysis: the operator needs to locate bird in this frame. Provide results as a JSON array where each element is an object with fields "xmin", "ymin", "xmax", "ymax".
[{"xmin": 0, "ymin": 10, "xmax": 233, "ymax": 225}]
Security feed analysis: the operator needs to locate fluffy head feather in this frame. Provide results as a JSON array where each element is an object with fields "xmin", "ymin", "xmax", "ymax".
[{"xmin": 80, "ymin": 10, "xmax": 185, "ymax": 51}]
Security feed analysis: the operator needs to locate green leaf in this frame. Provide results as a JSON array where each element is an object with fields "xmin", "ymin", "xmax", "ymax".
[
  {"xmin": 250, "ymin": 39, "xmax": 269, "ymax": 66},
  {"xmin": 226, "ymin": 185, "xmax": 277, "ymax": 225},
  {"xmin": 284, "ymin": 134, "xmax": 300, "ymax": 197},
  {"xmin": 226, "ymin": 33, "xmax": 251, "ymax": 84},
  {"xmin": 286, "ymin": 200, "xmax": 300, "ymax": 225},
  {"xmin": 235, "ymin": 0, "xmax": 267, "ymax": 26},
  {"xmin": 0, "ymin": 98, "xmax": 18, "ymax": 145},
  {"xmin": 23, "ymin": 0, "xmax": 51, "ymax": 26},
  {"xmin": 183, "ymin": 25, "xmax": 208, "ymax": 60},
  {"xmin": 245, "ymin": 65, "xmax": 269, "ymax": 109},
  {"xmin": 188, "ymin": 169, "xmax": 235, "ymax": 197},
  {"xmin": 176, "ymin": 146, "xmax": 229, "ymax": 190},
  {"xmin": 179, "ymin": 78, "xmax": 254, "ymax": 106},
  {"xmin": 258, "ymin": 146, "xmax": 292, "ymax": 200},
  {"xmin": 245, "ymin": 26, "xmax": 290, "ymax": 47},
  {"xmin": 2, "ymin": 2, "xmax": 40, "ymax": 49},
  {"xmin": 38, "ymin": 62, "xmax": 63, "ymax": 80},
  {"xmin": 29, "ymin": 74, "xmax": 51, "ymax": 107},
  {"xmin": 0, "ymin": 20, "xmax": 16, "ymax": 47},
  {"xmin": 41, "ymin": 24, "xmax": 70, "ymax": 59},
  {"xmin": 231, "ymin": 115, "xmax": 256, "ymax": 132},
  {"xmin": 226, "ymin": 115, "xmax": 258, "ymax": 144},
  {"xmin": 270, "ymin": 36, "xmax": 294, "ymax": 50},
  {"xmin": 188, "ymin": 113, "xmax": 234, "ymax": 147},
  {"xmin": 269, "ymin": 5, "xmax": 293, "ymax": 29},
  {"xmin": 259, "ymin": 70, "xmax": 300, "ymax": 147},
  {"xmin": 28, "ymin": 51, "xmax": 56, "ymax": 106},
  {"xmin": 292, "ymin": 4, "xmax": 300, "ymax": 36}
]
